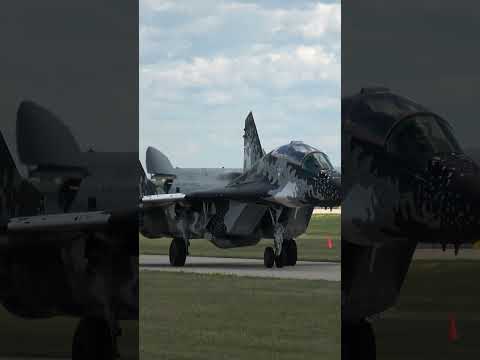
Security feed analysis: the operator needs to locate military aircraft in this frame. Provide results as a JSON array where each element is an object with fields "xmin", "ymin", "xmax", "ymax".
[
  {"xmin": 140, "ymin": 113, "xmax": 341, "ymax": 268},
  {"xmin": 0, "ymin": 101, "xmax": 139, "ymax": 360},
  {"xmin": 341, "ymin": 87, "xmax": 480, "ymax": 359}
]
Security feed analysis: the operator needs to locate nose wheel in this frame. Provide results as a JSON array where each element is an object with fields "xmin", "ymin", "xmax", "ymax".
[
  {"xmin": 285, "ymin": 239, "xmax": 297, "ymax": 266},
  {"xmin": 264, "ymin": 247, "xmax": 275, "ymax": 268},
  {"xmin": 169, "ymin": 237, "xmax": 187, "ymax": 266},
  {"xmin": 264, "ymin": 239, "xmax": 297, "ymax": 268}
]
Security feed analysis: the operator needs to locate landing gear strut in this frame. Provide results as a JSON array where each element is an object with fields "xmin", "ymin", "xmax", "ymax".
[
  {"xmin": 72, "ymin": 317, "xmax": 117, "ymax": 360},
  {"xmin": 169, "ymin": 237, "xmax": 187, "ymax": 266},
  {"xmin": 342, "ymin": 319, "xmax": 376, "ymax": 360}
]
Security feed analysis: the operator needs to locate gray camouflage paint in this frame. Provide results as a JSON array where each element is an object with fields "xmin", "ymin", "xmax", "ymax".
[
  {"xmin": 0, "ymin": 101, "xmax": 138, "ymax": 337},
  {"xmin": 141, "ymin": 113, "xmax": 341, "ymax": 256},
  {"xmin": 243, "ymin": 112, "xmax": 264, "ymax": 171},
  {"xmin": 342, "ymin": 89, "xmax": 480, "ymax": 321}
]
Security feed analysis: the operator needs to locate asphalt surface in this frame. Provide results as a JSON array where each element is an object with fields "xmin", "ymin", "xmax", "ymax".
[{"xmin": 140, "ymin": 255, "xmax": 341, "ymax": 281}]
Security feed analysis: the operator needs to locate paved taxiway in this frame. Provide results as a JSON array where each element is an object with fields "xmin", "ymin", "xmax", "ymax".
[{"xmin": 140, "ymin": 255, "xmax": 340, "ymax": 281}]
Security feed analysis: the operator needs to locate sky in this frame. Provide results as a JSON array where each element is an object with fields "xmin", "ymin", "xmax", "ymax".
[{"xmin": 140, "ymin": 0, "xmax": 341, "ymax": 169}]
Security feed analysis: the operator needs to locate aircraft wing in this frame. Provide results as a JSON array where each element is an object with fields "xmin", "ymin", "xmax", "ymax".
[
  {"xmin": 8, "ymin": 211, "xmax": 112, "ymax": 233},
  {"xmin": 141, "ymin": 182, "xmax": 273, "ymax": 209},
  {"xmin": 141, "ymin": 193, "xmax": 186, "ymax": 208},
  {"xmin": 186, "ymin": 182, "xmax": 272, "ymax": 203}
]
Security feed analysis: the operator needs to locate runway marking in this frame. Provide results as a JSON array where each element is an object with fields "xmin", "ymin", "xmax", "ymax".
[{"xmin": 140, "ymin": 255, "xmax": 340, "ymax": 281}]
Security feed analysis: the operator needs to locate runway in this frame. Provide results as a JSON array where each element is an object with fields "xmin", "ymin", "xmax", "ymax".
[{"xmin": 140, "ymin": 255, "xmax": 340, "ymax": 281}]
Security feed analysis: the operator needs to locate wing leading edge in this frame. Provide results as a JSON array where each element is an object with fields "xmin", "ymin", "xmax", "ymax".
[{"xmin": 8, "ymin": 211, "xmax": 111, "ymax": 232}]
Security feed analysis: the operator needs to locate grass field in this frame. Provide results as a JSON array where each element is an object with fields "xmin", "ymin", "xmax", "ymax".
[
  {"xmin": 140, "ymin": 214, "xmax": 340, "ymax": 262},
  {"xmin": 140, "ymin": 271, "xmax": 340, "ymax": 360},
  {"xmin": 0, "ymin": 307, "xmax": 138, "ymax": 358},
  {"xmin": 375, "ymin": 260, "xmax": 480, "ymax": 359}
]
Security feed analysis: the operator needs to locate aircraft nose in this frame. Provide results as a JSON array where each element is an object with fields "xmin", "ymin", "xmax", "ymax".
[
  {"xmin": 311, "ymin": 170, "xmax": 342, "ymax": 207},
  {"xmin": 427, "ymin": 154, "xmax": 480, "ymax": 223},
  {"xmin": 450, "ymin": 171, "xmax": 480, "ymax": 208},
  {"xmin": 330, "ymin": 171, "xmax": 342, "ymax": 203},
  {"xmin": 333, "ymin": 172, "xmax": 341, "ymax": 190}
]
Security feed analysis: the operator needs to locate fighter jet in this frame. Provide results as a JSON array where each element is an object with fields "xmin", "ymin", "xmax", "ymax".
[
  {"xmin": 342, "ymin": 87, "xmax": 480, "ymax": 359},
  {"xmin": 0, "ymin": 101, "xmax": 139, "ymax": 360},
  {"xmin": 140, "ymin": 113, "xmax": 341, "ymax": 268}
]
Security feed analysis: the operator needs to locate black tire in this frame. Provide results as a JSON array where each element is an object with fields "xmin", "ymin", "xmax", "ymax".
[
  {"xmin": 72, "ymin": 318, "xmax": 115, "ymax": 360},
  {"xmin": 342, "ymin": 319, "xmax": 376, "ymax": 360},
  {"xmin": 275, "ymin": 248, "xmax": 287, "ymax": 268},
  {"xmin": 264, "ymin": 247, "xmax": 275, "ymax": 268},
  {"xmin": 169, "ymin": 238, "xmax": 187, "ymax": 266},
  {"xmin": 286, "ymin": 239, "xmax": 297, "ymax": 266},
  {"xmin": 275, "ymin": 255, "xmax": 283, "ymax": 268}
]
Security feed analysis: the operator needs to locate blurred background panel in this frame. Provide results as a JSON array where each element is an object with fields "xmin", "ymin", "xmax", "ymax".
[
  {"xmin": 342, "ymin": 1, "xmax": 480, "ymax": 359},
  {"xmin": 0, "ymin": 1, "xmax": 138, "ymax": 359}
]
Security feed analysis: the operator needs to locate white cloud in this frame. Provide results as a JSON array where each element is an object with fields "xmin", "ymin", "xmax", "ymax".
[
  {"xmin": 203, "ymin": 91, "xmax": 233, "ymax": 105},
  {"xmin": 139, "ymin": 0, "xmax": 341, "ymax": 167},
  {"xmin": 142, "ymin": 0, "xmax": 177, "ymax": 12},
  {"xmin": 140, "ymin": 1, "xmax": 340, "ymax": 61},
  {"xmin": 141, "ymin": 44, "xmax": 339, "ymax": 97},
  {"xmin": 299, "ymin": 3, "xmax": 341, "ymax": 38}
]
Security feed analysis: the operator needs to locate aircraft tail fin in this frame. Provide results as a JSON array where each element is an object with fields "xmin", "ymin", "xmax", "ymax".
[
  {"xmin": 0, "ymin": 131, "xmax": 40, "ymax": 228},
  {"xmin": 146, "ymin": 146, "xmax": 174, "ymax": 175},
  {"xmin": 17, "ymin": 100, "xmax": 84, "ymax": 169},
  {"xmin": 146, "ymin": 146, "xmax": 176, "ymax": 194},
  {"xmin": 243, "ymin": 112, "xmax": 264, "ymax": 171}
]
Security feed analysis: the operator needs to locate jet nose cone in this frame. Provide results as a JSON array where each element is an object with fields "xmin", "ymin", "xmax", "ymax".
[
  {"xmin": 450, "ymin": 172, "xmax": 480, "ymax": 208},
  {"xmin": 309, "ymin": 169, "xmax": 342, "ymax": 207},
  {"xmin": 427, "ymin": 154, "xmax": 480, "ymax": 226},
  {"xmin": 332, "ymin": 171, "xmax": 341, "ymax": 188},
  {"xmin": 329, "ymin": 171, "xmax": 342, "ymax": 204}
]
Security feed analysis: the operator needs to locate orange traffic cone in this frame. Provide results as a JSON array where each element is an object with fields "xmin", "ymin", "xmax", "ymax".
[
  {"xmin": 448, "ymin": 313, "xmax": 458, "ymax": 342},
  {"xmin": 327, "ymin": 238, "xmax": 333, "ymax": 249}
]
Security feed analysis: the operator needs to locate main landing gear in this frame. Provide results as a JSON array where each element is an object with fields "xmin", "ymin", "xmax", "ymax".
[
  {"xmin": 264, "ymin": 239, "xmax": 297, "ymax": 268},
  {"xmin": 169, "ymin": 237, "xmax": 187, "ymax": 266}
]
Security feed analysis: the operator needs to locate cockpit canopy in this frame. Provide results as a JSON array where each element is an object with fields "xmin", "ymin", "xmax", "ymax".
[
  {"xmin": 386, "ymin": 113, "xmax": 461, "ymax": 168},
  {"xmin": 271, "ymin": 141, "xmax": 333, "ymax": 173},
  {"xmin": 343, "ymin": 87, "xmax": 430, "ymax": 147},
  {"xmin": 343, "ymin": 87, "xmax": 462, "ymax": 168}
]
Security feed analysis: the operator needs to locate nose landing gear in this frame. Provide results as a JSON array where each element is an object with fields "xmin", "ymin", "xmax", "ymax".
[
  {"xmin": 169, "ymin": 237, "xmax": 188, "ymax": 266},
  {"xmin": 264, "ymin": 246, "xmax": 275, "ymax": 268},
  {"xmin": 263, "ymin": 239, "xmax": 297, "ymax": 268}
]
